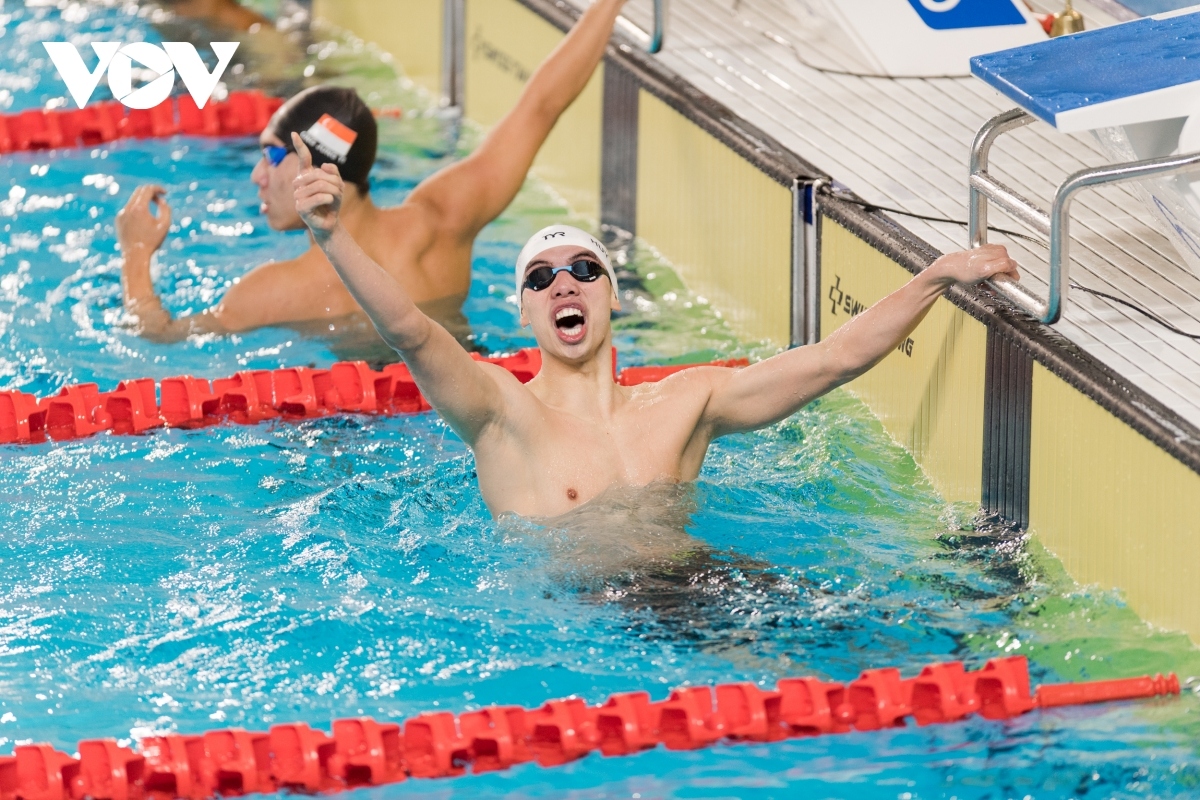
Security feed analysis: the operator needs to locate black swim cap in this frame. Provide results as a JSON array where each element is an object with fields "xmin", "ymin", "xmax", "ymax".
[{"xmin": 265, "ymin": 86, "xmax": 377, "ymax": 193}]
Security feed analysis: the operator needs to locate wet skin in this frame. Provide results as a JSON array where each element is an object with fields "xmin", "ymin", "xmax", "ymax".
[
  {"xmin": 290, "ymin": 129, "xmax": 1021, "ymax": 519},
  {"xmin": 116, "ymin": 0, "xmax": 632, "ymax": 343}
]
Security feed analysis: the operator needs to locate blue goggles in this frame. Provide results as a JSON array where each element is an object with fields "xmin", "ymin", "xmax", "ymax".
[{"xmin": 262, "ymin": 144, "xmax": 291, "ymax": 167}]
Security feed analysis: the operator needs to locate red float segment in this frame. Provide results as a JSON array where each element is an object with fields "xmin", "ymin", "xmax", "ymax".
[
  {"xmin": 266, "ymin": 724, "xmax": 337, "ymax": 794},
  {"xmin": 121, "ymin": 104, "xmax": 179, "ymax": 140},
  {"xmin": 469, "ymin": 349, "xmax": 543, "ymax": 383},
  {"xmin": 1035, "ymin": 672, "xmax": 1180, "ymax": 708},
  {"xmin": 617, "ymin": 358, "xmax": 748, "ymax": 386},
  {"xmin": 847, "ymin": 667, "xmax": 912, "ymax": 731},
  {"xmin": 176, "ymin": 96, "xmax": 220, "ymax": 137},
  {"xmin": 101, "ymin": 379, "xmax": 163, "ymax": 435},
  {"xmin": 716, "ymin": 683, "xmax": 787, "ymax": 742},
  {"xmin": 593, "ymin": 692, "xmax": 657, "ymax": 756},
  {"xmin": 654, "ymin": 687, "xmax": 724, "ymax": 751},
  {"xmin": 776, "ymin": 677, "xmax": 851, "ymax": 735},
  {"xmin": 0, "ymin": 390, "xmax": 46, "ymax": 444},
  {"xmin": 0, "ymin": 745, "xmax": 80, "ymax": 800},
  {"xmin": 909, "ymin": 661, "xmax": 979, "ymax": 726},
  {"xmin": 159, "ymin": 377, "xmax": 221, "ymax": 428},
  {"xmin": 402, "ymin": 713, "xmax": 466, "ymax": 779},
  {"xmin": 327, "ymin": 718, "xmax": 404, "ymax": 787},
  {"xmin": 43, "ymin": 384, "xmax": 113, "ymax": 440},
  {"xmin": 381, "ymin": 363, "xmax": 432, "ymax": 414},
  {"xmin": 526, "ymin": 698, "xmax": 598, "ymax": 766},
  {"xmin": 329, "ymin": 362, "xmax": 392, "ymax": 414},
  {"xmin": 59, "ymin": 104, "xmax": 123, "ymax": 147},
  {"xmin": 457, "ymin": 707, "xmax": 533, "ymax": 771},
  {"xmin": 71, "ymin": 740, "xmax": 144, "ymax": 800},
  {"xmin": 190, "ymin": 730, "xmax": 273, "ymax": 798},
  {"xmin": 139, "ymin": 736, "xmax": 208, "ymax": 800},
  {"xmin": 0, "ymin": 92, "xmax": 284, "ymax": 155},
  {"xmin": 8, "ymin": 110, "xmax": 66, "ymax": 151},
  {"xmin": 974, "ymin": 656, "xmax": 1036, "ymax": 720},
  {"xmin": 213, "ymin": 93, "xmax": 277, "ymax": 137},
  {"xmin": 273, "ymin": 367, "xmax": 337, "ymax": 419},
  {"xmin": 212, "ymin": 372, "xmax": 278, "ymax": 425}
]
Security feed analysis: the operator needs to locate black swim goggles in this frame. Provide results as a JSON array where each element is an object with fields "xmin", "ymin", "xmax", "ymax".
[{"xmin": 523, "ymin": 259, "xmax": 607, "ymax": 292}]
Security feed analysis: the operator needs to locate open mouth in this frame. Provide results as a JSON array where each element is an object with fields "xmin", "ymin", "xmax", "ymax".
[{"xmin": 553, "ymin": 305, "xmax": 587, "ymax": 343}]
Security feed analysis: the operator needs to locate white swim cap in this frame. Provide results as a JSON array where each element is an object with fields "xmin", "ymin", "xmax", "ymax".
[{"xmin": 515, "ymin": 225, "xmax": 618, "ymax": 310}]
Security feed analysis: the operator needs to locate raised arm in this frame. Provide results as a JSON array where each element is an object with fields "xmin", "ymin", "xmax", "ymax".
[
  {"xmin": 701, "ymin": 245, "xmax": 1020, "ymax": 436},
  {"xmin": 410, "ymin": 0, "xmax": 627, "ymax": 237},
  {"xmin": 290, "ymin": 132, "xmax": 505, "ymax": 444},
  {"xmin": 118, "ymin": 185, "xmax": 313, "ymax": 342},
  {"xmin": 118, "ymin": 185, "xmax": 217, "ymax": 342}
]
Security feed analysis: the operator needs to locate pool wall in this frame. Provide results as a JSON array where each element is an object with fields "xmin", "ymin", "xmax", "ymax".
[{"xmin": 311, "ymin": 0, "xmax": 1200, "ymax": 644}]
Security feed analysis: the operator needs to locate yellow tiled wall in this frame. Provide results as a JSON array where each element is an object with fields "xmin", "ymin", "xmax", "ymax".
[
  {"xmin": 1030, "ymin": 363, "xmax": 1200, "ymax": 642},
  {"xmin": 463, "ymin": 0, "xmax": 603, "ymax": 221},
  {"xmin": 820, "ymin": 219, "xmax": 987, "ymax": 505},
  {"xmin": 635, "ymin": 91, "xmax": 793, "ymax": 347},
  {"xmin": 313, "ymin": 0, "xmax": 444, "ymax": 94}
]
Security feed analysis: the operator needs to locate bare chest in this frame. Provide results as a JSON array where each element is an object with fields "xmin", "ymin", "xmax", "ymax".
[{"xmin": 474, "ymin": 392, "xmax": 708, "ymax": 517}]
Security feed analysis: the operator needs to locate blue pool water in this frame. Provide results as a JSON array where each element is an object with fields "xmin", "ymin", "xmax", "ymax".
[{"xmin": 2, "ymin": 3, "xmax": 1199, "ymax": 798}]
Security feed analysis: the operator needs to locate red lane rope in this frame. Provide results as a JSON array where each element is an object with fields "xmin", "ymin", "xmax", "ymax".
[
  {"xmin": 0, "ymin": 350, "xmax": 749, "ymax": 445},
  {"xmin": 0, "ymin": 90, "xmax": 404, "ymax": 154},
  {"xmin": 0, "ymin": 656, "xmax": 1178, "ymax": 798},
  {"xmin": 0, "ymin": 91, "xmax": 284, "ymax": 153}
]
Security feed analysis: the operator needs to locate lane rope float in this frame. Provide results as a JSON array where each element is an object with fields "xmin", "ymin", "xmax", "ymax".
[
  {"xmin": 0, "ymin": 656, "xmax": 1179, "ymax": 798},
  {"xmin": 0, "ymin": 92, "xmax": 403, "ymax": 154},
  {"xmin": 0, "ymin": 350, "xmax": 750, "ymax": 445}
]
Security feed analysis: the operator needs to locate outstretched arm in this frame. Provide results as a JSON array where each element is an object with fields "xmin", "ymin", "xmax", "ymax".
[
  {"xmin": 117, "ymin": 186, "xmax": 313, "ymax": 341},
  {"xmin": 701, "ymin": 246, "xmax": 1020, "ymax": 436},
  {"xmin": 410, "ymin": 0, "xmax": 627, "ymax": 237},
  {"xmin": 290, "ymin": 133, "xmax": 505, "ymax": 443}
]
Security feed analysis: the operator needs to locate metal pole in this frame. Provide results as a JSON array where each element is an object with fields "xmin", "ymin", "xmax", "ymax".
[{"xmin": 441, "ymin": 0, "xmax": 465, "ymax": 109}]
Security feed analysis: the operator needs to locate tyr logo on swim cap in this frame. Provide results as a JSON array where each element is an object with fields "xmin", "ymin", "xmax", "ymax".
[{"xmin": 515, "ymin": 225, "xmax": 618, "ymax": 309}]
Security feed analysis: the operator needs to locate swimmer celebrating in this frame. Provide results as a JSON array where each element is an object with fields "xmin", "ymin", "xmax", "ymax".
[
  {"xmin": 116, "ymin": 0, "xmax": 630, "ymax": 344},
  {"xmin": 290, "ymin": 132, "xmax": 1021, "ymax": 518}
]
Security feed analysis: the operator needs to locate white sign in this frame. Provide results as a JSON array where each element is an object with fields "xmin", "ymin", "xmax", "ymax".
[
  {"xmin": 818, "ymin": 0, "xmax": 1045, "ymax": 77},
  {"xmin": 42, "ymin": 41, "xmax": 240, "ymax": 110}
]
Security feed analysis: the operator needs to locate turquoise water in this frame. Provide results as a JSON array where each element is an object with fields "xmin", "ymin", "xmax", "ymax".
[{"xmin": 2, "ymin": 3, "xmax": 1200, "ymax": 798}]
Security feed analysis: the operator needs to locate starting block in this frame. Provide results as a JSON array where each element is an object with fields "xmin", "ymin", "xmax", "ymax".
[{"xmin": 968, "ymin": 8, "xmax": 1200, "ymax": 322}]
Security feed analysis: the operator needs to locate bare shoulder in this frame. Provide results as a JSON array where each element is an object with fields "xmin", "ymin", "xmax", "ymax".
[
  {"xmin": 213, "ymin": 249, "xmax": 351, "ymax": 330},
  {"xmin": 626, "ymin": 365, "xmax": 737, "ymax": 404}
]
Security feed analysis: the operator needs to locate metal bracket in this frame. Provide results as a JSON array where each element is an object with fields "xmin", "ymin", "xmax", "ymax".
[
  {"xmin": 614, "ymin": 0, "xmax": 667, "ymax": 54},
  {"xmin": 968, "ymin": 108, "xmax": 1200, "ymax": 324},
  {"xmin": 790, "ymin": 178, "xmax": 825, "ymax": 346}
]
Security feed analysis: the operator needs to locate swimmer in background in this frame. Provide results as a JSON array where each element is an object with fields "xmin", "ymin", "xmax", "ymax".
[
  {"xmin": 116, "ymin": 0, "xmax": 631, "ymax": 349},
  {"xmin": 288, "ymin": 132, "xmax": 1022, "ymax": 519}
]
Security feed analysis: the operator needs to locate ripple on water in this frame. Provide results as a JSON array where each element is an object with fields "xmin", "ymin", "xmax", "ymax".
[{"xmin": 0, "ymin": 3, "xmax": 1197, "ymax": 797}]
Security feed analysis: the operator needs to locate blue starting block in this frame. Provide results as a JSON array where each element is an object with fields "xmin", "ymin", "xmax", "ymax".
[
  {"xmin": 962, "ymin": 8, "xmax": 1200, "ymax": 325},
  {"xmin": 970, "ymin": 8, "xmax": 1200, "ymax": 133}
]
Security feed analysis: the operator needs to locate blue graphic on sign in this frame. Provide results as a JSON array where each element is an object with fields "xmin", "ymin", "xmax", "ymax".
[{"xmin": 907, "ymin": 0, "xmax": 1026, "ymax": 30}]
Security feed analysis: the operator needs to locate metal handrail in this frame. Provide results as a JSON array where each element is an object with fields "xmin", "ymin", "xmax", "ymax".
[
  {"xmin": 968, "ymin": 108, "xmax": 1200, "ymax": 324},
  {"xmin": 614, "ymin": 0, "xmax": 667, "ymax": 53}
]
